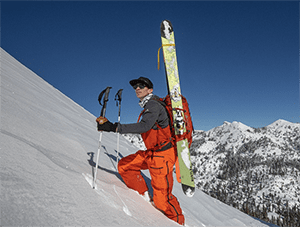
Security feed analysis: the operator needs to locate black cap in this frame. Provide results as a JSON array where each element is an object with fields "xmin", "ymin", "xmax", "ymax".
[{"xmin": 129, "ymin": 77, "xmax": 153, "ymax": 89}]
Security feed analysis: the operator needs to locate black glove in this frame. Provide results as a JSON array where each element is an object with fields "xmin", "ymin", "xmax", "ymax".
[{"xmin": 96, "ymin": 116, "xmax": 117, "ymax": 132}]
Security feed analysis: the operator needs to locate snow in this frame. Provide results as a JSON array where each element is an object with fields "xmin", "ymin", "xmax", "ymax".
[
  {"xmin": 180, "ymin": 140, "xmax": 191, "ymax": 169},
  {"xmin": 0, "ymin": 47, "xmax": 270, "ymax": 226},
  {"xmin": 198, "ymin": 141, "xmax": 216, "ymax": 154},
  {"xmin": 162, "ymin": 20, "xmax": 172, "ymax": 39}
]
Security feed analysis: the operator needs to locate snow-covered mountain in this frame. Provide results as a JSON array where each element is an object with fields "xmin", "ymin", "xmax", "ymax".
[
  {"xmin": 190, "ymin": 120, "xmax": 300, "ymax": 226},
  {"xmin": 122, "ymin": 133, "xmax": 146, "ymax": 150},
  {"xmin": 1, "ymin": 47, "xmax": 273, "ymax": 226}
]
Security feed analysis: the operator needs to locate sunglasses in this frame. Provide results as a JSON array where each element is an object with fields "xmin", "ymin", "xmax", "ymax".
[{"xmin": 133, "ymin": 83, "xmax": 147, "ymax": 90}]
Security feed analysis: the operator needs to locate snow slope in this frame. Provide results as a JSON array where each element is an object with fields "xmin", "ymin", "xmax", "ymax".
[{"xmin": 0, "ymin": 48, "xmax": 270, "ymax": 226}]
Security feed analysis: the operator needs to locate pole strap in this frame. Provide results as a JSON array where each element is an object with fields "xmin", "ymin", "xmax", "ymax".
[{"xmin": 157, "ymin": 44, "xmax": 175, "ymax": 70}]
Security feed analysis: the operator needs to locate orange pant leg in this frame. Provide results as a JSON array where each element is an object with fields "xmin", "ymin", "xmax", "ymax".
[
  {"xmin": 118, "ymin": 150, "xmax": 149, "ymax": 195},
  {"xmin": 147, "ymin": 148, "xmax": 185, "ymax": 225}
]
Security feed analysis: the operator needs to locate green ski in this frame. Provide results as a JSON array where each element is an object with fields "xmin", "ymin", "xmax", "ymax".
[{"xmin": 160, "ymin": 19, "xmax": 195, "ymax": 197}]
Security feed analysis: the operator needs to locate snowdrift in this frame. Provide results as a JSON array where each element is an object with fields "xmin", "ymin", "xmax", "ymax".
[{"xmin": 1, "ymin": 48, "xmax": 269, "ymax": 226}]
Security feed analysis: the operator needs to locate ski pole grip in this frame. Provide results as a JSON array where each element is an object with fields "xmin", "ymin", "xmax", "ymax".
[
  {"xmin": 98, "ymin": 86, "xmax": 112, "ymax": 117},
  {"xmin": 115, "ymin": 89, "xmax": 123, "ymax": 104}
]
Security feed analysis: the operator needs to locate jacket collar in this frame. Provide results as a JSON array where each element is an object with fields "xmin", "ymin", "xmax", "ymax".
[{"xmin": 139, "ymin": 93, "xmax": 153, "ymax": 108}]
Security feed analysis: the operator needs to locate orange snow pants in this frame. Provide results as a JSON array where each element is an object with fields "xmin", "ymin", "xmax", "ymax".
[{"xmin": 118, "ymin": 148, "xmax": 184, "ymax": 225}]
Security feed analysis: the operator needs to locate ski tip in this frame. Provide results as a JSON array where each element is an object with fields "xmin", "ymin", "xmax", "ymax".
[
  {"xmin": 162, "ymin": 19, "xmax": 172, "ymax": 26},
  {"xmin": 182, "ymin": 184, "xmax": 195, "ymax": 197},
  {"xmin": 160, "ymin": 19, "xmax": 173, "ymax": 38}
]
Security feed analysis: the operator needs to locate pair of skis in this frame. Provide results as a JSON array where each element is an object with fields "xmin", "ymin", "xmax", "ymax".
[
  {"xmin": 93, "ymin": 88, "xmax": 123, "ymax": 189},
  {"xmin": 160, "ymin": 20, "xmax": 195, "ymax": 197}
]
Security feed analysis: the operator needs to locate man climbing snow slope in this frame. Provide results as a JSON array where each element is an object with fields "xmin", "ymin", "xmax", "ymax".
[{"xmin": 96, "ymin": 76, "xmax": 185, "ymax": 225}]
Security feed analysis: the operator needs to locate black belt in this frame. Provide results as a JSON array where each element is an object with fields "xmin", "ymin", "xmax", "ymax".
[{"xmin": 156, "ymin": 141, "xmax": 173, "ymax": 152}]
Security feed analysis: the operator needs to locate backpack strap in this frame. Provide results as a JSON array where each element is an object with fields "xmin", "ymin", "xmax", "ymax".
[{"xmin": 137, "ymin": 109, "xmax": 145, "ymax": 123}]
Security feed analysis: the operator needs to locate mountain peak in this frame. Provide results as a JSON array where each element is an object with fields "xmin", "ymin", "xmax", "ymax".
[
  {"xmin": 266, "ymin": 119, "xmax": 299, "ymax": 134},
  {"xmin": 269, "ymin": 119, "xmax": 293, "ymax": 127},
  {"xmin": 212, "ymin": 120, "xmax": 254, "ymax": 134}
]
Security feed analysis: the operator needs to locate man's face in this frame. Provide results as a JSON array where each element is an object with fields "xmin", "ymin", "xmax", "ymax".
[{"xmin": 134, "ymin": 83, "xmax": 153, "ymax": 100}]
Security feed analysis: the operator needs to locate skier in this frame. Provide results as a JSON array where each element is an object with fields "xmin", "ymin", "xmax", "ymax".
[{"xmin": 96, "ymin": 76, "xmax": 185, "ymax": 225}]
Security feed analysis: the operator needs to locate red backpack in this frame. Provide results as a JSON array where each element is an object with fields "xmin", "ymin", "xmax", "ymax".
[
  {"xmin": 153, "ymin": 94, "xmax": 194, "ymax": 183},
  {"xmin": 155, "ymin": 94, "xmax": 194, "ymax": 149}
]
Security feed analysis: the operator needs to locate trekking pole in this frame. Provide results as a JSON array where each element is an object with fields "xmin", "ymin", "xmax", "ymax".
[
  {"xmin": 93, "ymin": 86, "xmax": 112, "ymax": 189},
  {"xmin": 115, "ymin": 89, "xmax": 123, "ymax": 164}
]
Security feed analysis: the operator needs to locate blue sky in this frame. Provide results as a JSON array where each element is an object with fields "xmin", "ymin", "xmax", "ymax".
[{"xmin": 1, "ymin": 1, "xmax": 299, "ymax": 131}]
